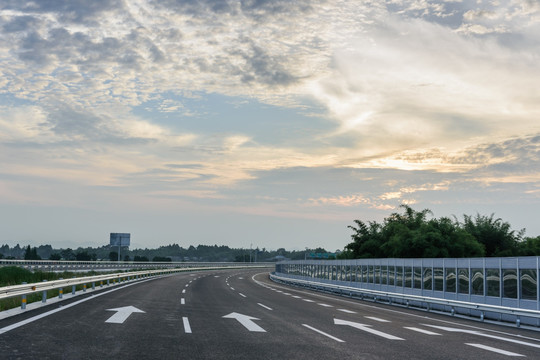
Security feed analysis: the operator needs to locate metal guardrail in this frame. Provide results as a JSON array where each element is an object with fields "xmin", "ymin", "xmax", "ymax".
[
  {"xmin": 0, "ymin": 259, "xmax": 274, "ymax": 271},
  {"xmin": 0, "ymin": 265, "xmax": 272, "ymax": 310},
  {"xmin": 270, "ymin": 273, "xmax": 540, "ymax": 328}
]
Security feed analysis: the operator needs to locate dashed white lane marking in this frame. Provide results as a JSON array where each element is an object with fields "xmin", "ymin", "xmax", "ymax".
[
  {"xmin": 182, "ymin": 289, "xmax": 186, "ymax": 294},
  {"xmin": 337, "ymin": 309, "xmax": 356, "ymax": 314},
  {"xmin": 183, "ymin": 317, "xmax": 192, "ymax": 334},
  {"xmin": 230, "ymin": 287, "xmax": 235, "ymax": 290},
  {"xmin": 181, "ymin": 298, "xmax": 185, "ymax": 305},
  {"xmin": 404, "ymin": 327, "xmax": 441, "ymax": 335},
  {"xmin": 365, "ymin": 316, "xmax": 389, "ymax": 323},
  {"xmin": 303, "ymin": 324, "xmax": 345, "ymax": 343},
  {"xmin": 239, "ymin": 293, "xmax": 247, "ymax": 298},
  {"xmin": 302, "ymin": 299, "xmax": 315, "ymax": 303},
  {"xmin": 292, "ymin": 296, "xmax": 302, "ymax": 299},
  {"xmin": 283, "ymin": 293, "xmax": 291, "ymax": 295},
  {"xmin": 318, "ymin": 303, "xmax": 333, "ymax": 307},
  {"xmin": 257, "ymin": 303, "xmax": 273, "ymax": 311},
  {"xmin": 466, "ymin": 343, "xmax": 524, "ymax": 357},
  {"xmin": 185, "ymin": 284, "xmax": 189, "ymax": 288}
]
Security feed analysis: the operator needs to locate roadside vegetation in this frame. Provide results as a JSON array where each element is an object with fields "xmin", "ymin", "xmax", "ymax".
[{"xmin": 340, "ymin": 205, "xmax": 540, "ymax": 259}]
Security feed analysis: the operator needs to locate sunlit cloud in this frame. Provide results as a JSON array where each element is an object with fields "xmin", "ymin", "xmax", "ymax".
[{"xmin": 1, "ymin": 0, "xmax": 540, "ymax": 248}]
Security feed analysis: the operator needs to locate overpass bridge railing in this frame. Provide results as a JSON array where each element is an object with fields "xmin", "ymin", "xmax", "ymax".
[
  {"xmin": 273, "ymin": 257, "xmax": 540, "ymax": 327},
  {"xmin": 0, "ymin": 259, "xmax": 272, "ymax": 272}
]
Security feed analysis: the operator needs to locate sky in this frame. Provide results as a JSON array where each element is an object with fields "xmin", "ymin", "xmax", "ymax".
[{"xmin": 1, "ymin": 0, "xmax": 540, "ymax": 251}]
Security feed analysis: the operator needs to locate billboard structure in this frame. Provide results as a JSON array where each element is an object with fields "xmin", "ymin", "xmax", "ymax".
[{"xmin": 110, "ymin": 233, "xmax": 131, "ymax": 261}]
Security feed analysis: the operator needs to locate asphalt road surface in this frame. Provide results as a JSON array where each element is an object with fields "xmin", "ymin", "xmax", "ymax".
[{"xmin": 1, "ymin": 268, "xmax": 539, "ymax": 359}]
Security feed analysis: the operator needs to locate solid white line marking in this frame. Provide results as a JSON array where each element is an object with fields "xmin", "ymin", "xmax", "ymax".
[
  {"xmin": 239, "ymin": 293, "xmax": 247, "ymax": 298},
  {"xmin": 365, "ymin": 316, "xmax": 389, "ymax": 323},
  {"xmin": 303, "ymin": 299, "xmax": 315, "ymax": 303},
  {"xmin": 183, "ymin": 317, "xmax": 192, "ymax": 333},
  {"xmin": 466, "ymin": 343, "xmax": 524, "ymax": 357},
  {"xmin": 181, "ymin": 298, "xmax": 185, "ymax": 305},
  {"xmin": 257, "ymin": 303, "xmax": 273, "ymax": 311},
  {"xmin": 404, "ymin": 327, "xmax": 441, "ymax": 335},
  {"xmin": 303, "ymin": 324, "xmax": 345, "ymax": 343},
  {"xmin": 337, "ymin": 309, "xmax": 356, "ymax": 314},
  {"xmin": 318, "ymin": 303, "xmax": 333, "ymax": 307}
]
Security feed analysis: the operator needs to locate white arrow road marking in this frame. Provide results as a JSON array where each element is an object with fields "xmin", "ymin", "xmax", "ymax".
[
  {"xmin": 334, "ymin": 319, "xmax": 404, "ymax": 340},
  {"xmin": 223, "ymin": 312, "xmax": 266, "ymax": 332},
  {"xmin": 424, "ymin": 325, "xmax": 540, "ymax": 349},
  {"xmin": 466, "ymin": 343, "xmax": 524, "ymax": 357},
  {"xmin": 303, "ymin": 324, "xmax": 345, "ymax": 343},
  {"xmin": 105, "ymin": 306, "xmax": 145, "ymax": 324}
]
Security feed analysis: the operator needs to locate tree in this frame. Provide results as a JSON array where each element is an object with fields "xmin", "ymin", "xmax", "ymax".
[
  {"xmin": 49, "ymin": 253, "xmax": 61, "ymax": 260},
  {"xmin": 109, "ymin": 252, "xmax": 118, "ymax": 261},
  {"xmin": 518, "ymin": 236, "xmax": 540, "ymax": 256},
  {"xmin": 462, "ymin": 214, "xmax": 523, "ymax": 257},
  {"xmin": 24, "ymin": 245, "xmax": 41, "ymax": 260},
  {"xmin": 76, "ymin": 251, "xmax": 92, "ymax": 261},
  {"xmin": 60, "ymin": 248, "xmax": 75, "ymax": 261},
  {"xmin": 344, "ymin": 205, "xmax": 488, "ymax": 259}
]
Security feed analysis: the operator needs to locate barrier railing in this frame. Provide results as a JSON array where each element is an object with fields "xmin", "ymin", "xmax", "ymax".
[
  {"xmin": 0, "ymin": 259, "xmax": 274, "ymax": 271},
  {"xmin": 1, "ymin": 264, "xmax": 271, "ymax": 310},
  {"xmin": 270, "ymin": 273, "xmax": 540, "ymax": 328}
]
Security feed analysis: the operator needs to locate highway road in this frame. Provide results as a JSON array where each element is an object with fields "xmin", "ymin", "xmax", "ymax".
[{"xmin": 1, "ymin": 268, "xmax": 539, "ymax": 359}]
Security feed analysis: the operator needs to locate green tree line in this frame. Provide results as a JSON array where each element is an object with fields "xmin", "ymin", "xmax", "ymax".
[
  {"xmin": 340, "ymin": 205, "xmax": 540, "ymax": 259},
  {"xmin": 0, "ymin": 243, "xmax": 332, "ymax": 263}
]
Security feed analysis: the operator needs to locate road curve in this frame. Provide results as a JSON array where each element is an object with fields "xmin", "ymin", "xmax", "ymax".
[{"xmin": 1, "ymin": 268, "xmax": 539, "ymax": 359}]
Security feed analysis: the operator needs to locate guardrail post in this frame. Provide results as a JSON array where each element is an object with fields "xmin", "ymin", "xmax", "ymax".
[
  {"xmin": 42, "ymin": 280, "xmax": 47, "ymax": 303},
  {"xmin": 21, "ymin": 282, "xmax": 27, "ymax": 310},
  {"xmin": 480, "ymin": 311, "xmax": 484, "ymax": 322},
  {"xmin": 107, "ymin": 279, "xmax": 110, "ymax": 286},
  {"xmin": 59, "ymin": 278, "xmax": 63, "ymax": 299},
  {"xmin": 83, "ymin": 283, "xmax": 87, "ymax": 292},
  {"xmin": 516, "ymin": 316, "xmax": 521, "ymax": 327},
  {"xmin": 100, "ymin": 281, "xmax": 103, "ymax": 288},
  {"xmin": 72, "ymin": 285, "xmax": 76, "ymax": 295},
  {"xmin": 92, "ymin": 282, "xmax": 95, "ymax": 290},
  {"xmin": 451, "ymin": 307, "xmax": 455, "ymax": 316}
]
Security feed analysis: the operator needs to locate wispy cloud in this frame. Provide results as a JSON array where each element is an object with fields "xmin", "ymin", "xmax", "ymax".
[{"xmin": 1, "ymin": 0, "xmax": 540, "ymax": 247}]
